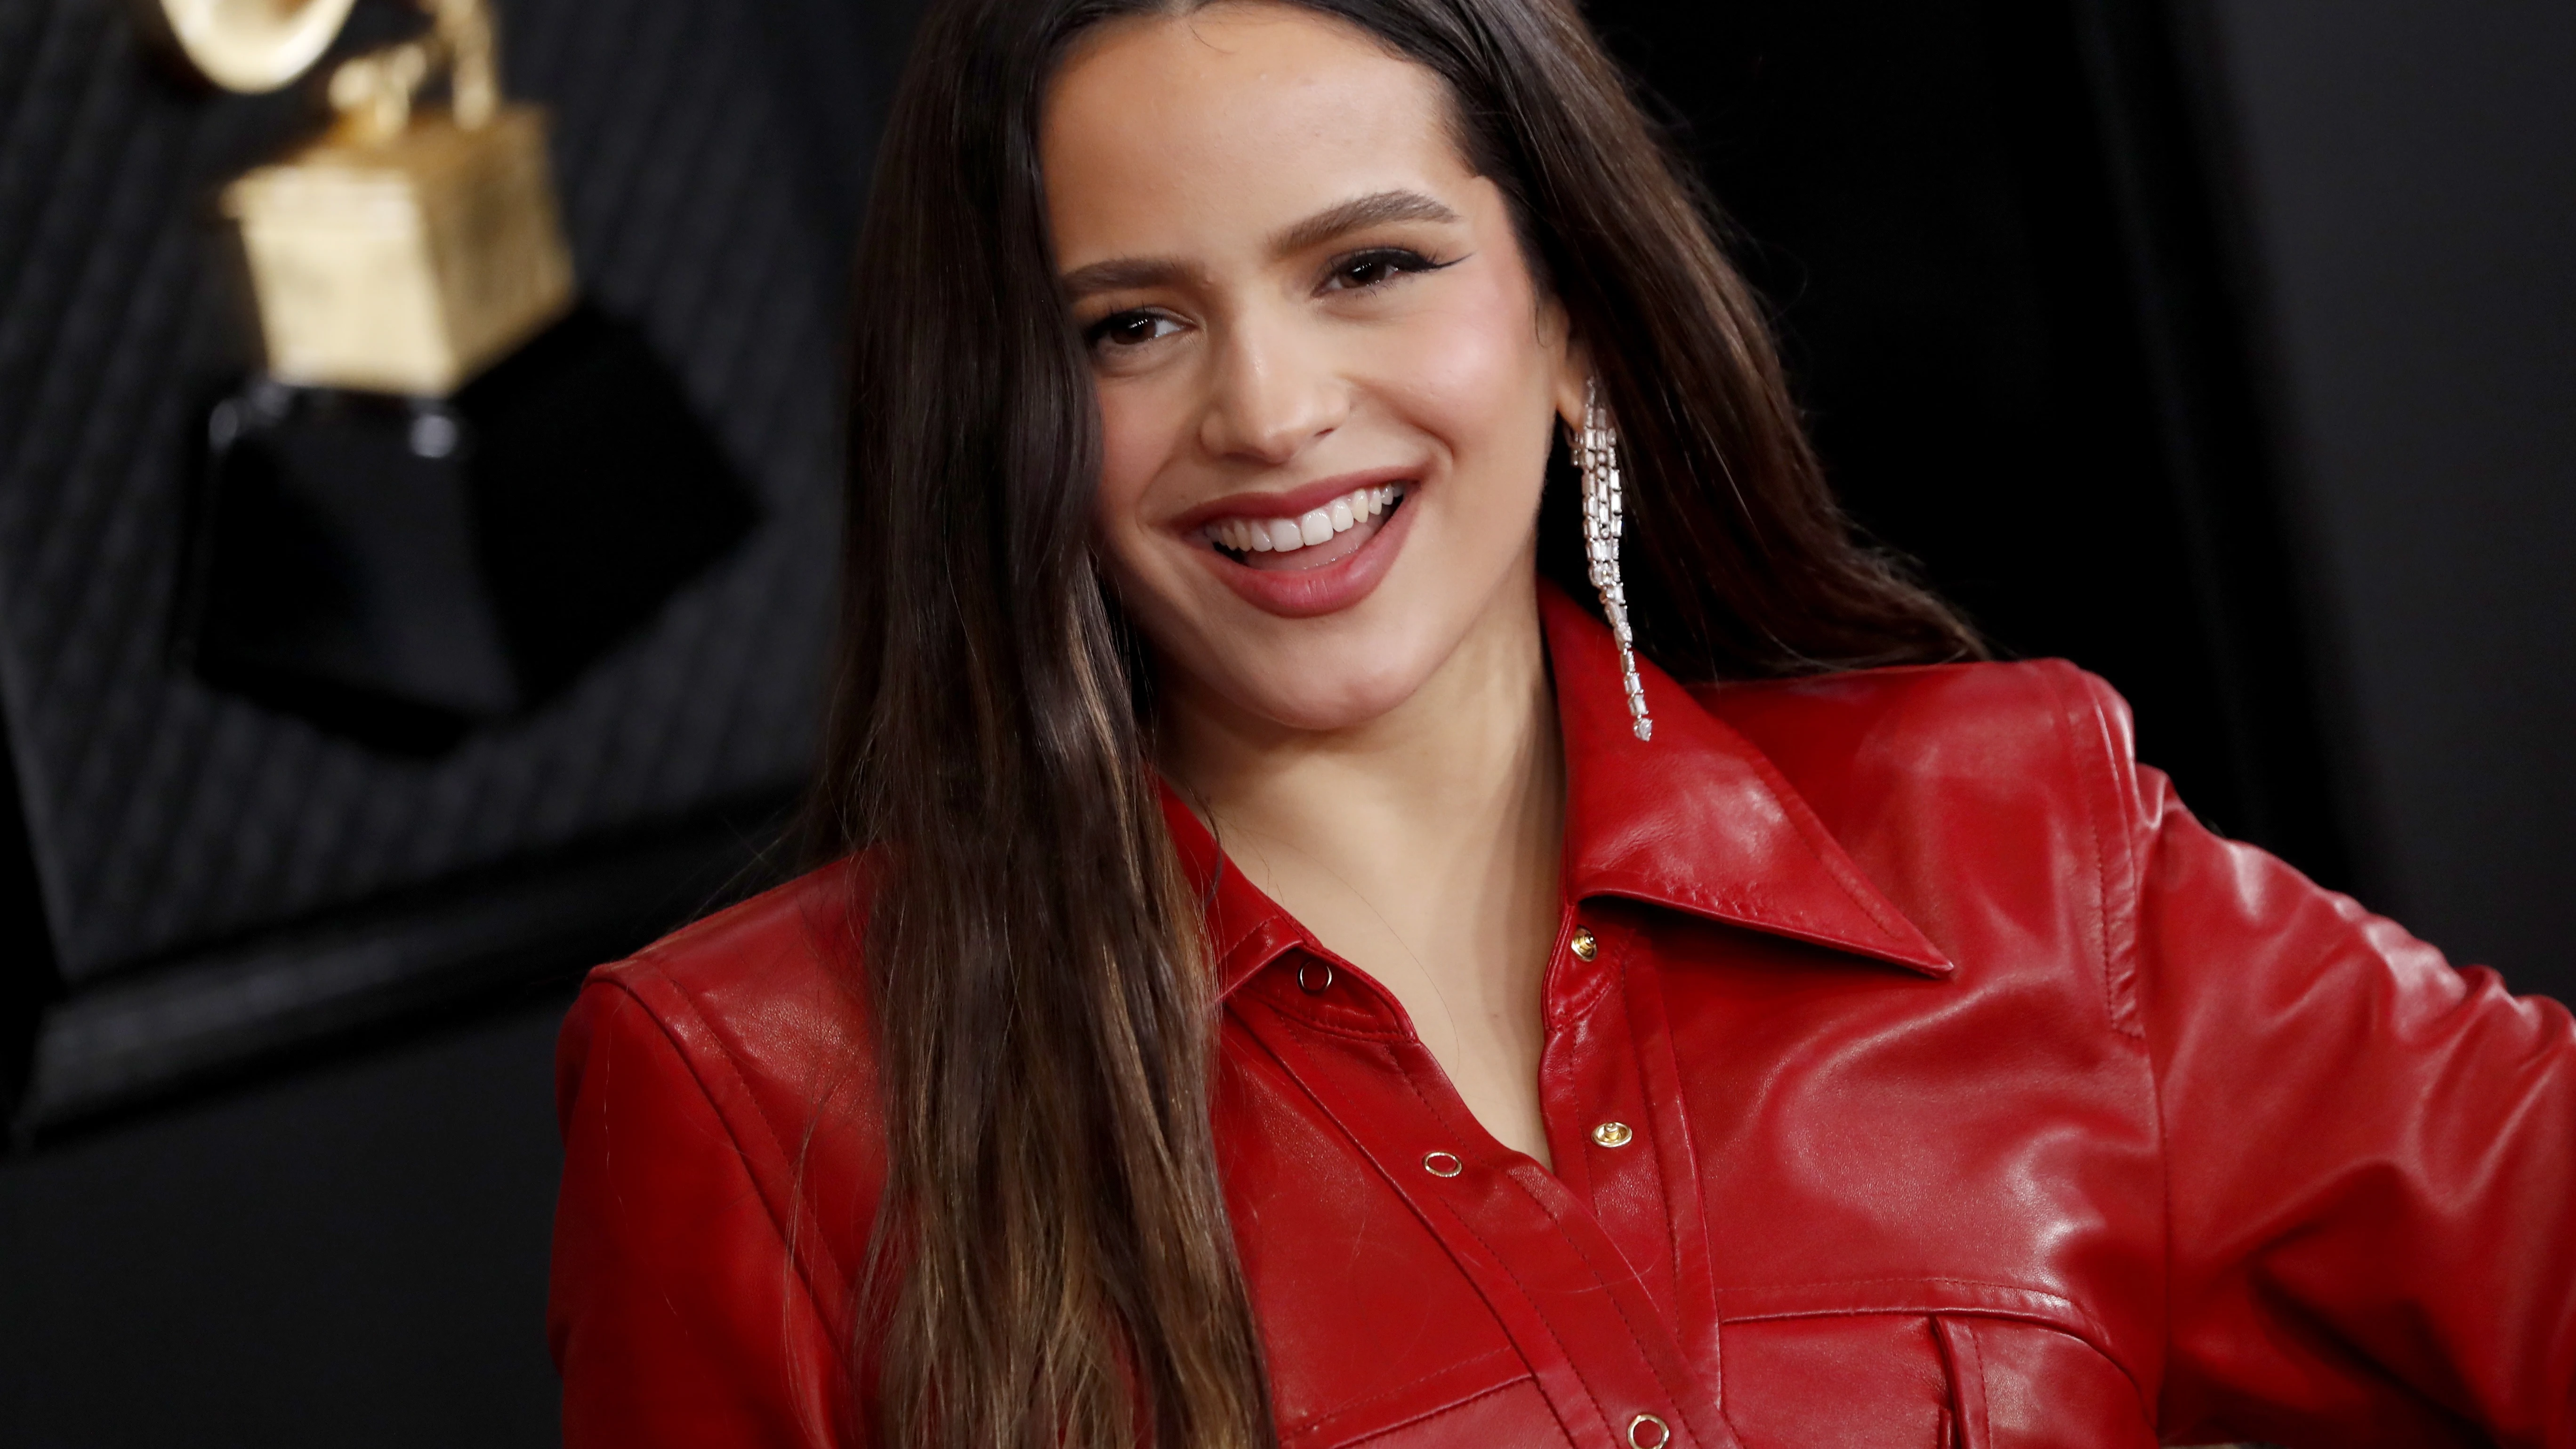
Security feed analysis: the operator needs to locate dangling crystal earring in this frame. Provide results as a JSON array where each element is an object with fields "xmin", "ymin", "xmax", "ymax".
[{"xmin": 1579, "ymin": 378, "xmax": 1652, "ymax": 741}]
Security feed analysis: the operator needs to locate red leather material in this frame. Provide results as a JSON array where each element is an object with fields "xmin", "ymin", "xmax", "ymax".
[
  {"xmin": 1962, "ymin": 1316, "xmax": 2150, "ymax": 1449},
  {"xmin": 550, "ymin": 586, "xmax": 2576, "ymax": 1447},
  {"xmin": 1717, "ymin": 1313, "xmax": 1954, "ymax": 1448}
]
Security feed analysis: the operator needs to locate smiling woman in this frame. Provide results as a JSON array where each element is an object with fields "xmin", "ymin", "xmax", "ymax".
[
  {"xmin": 1054, "ymin": 11, "xmax": 1576, "ymax": 703},
  {"xmin": 544, "ymin": 2, "xmax": 2576, "ymax": 1447}
]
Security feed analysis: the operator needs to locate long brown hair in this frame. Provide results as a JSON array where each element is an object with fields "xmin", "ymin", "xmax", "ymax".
[{"xmin": 814, "ymin": 1, "xmax": 1977, "ymax": 1445}]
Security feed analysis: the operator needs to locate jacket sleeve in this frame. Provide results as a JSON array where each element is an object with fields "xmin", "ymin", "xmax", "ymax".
[
  {"xmin": 2124, "ymin": 757, "xmax": 2576, "ymax": 1445},
  {"xmin": 548, "ymin": 977, "xmax": 851, "ymax": 1448}
]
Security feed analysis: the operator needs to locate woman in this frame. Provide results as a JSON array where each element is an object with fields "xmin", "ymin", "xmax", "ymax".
[{"xmin": 547, "ymin": 0, "xmax": 2576, "ymax": 1444}]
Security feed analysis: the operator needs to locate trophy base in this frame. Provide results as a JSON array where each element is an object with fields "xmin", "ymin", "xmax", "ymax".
[{"xmin": 179, "ymin": 305, "xmax": 759, "ymax": 754}]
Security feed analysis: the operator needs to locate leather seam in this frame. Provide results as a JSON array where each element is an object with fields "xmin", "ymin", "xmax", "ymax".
[
  {"xmin": 1608, "ymin": 922, "xmax": 1691, "ymax": 1307},
  {"xmin": 1215, "ymin": 915, "xmax": 1268, "ymax": 965},
  {"xmin": 1613, "ymin": 919, "xmax": 1743, "ymax": 1448},
  {"xmin": 2039, "ymin": 662, "xmax": 2136, "ymax": 1040},
  {"xmin": 1933, "ymin": 1316, "xmax": 1989, "ymax": 1449},
  {"xmin": 579, "ymin": 975, "xmax": 842, "ymax": 1444},
  {"xmin": 602, "ymin": 972, "xmax": 849, "ymax": 1296},
  {"xmin": 1327, "ymin": 1374, "xmax": 1538, "ymax": 1449},
  {"xmin": 1717, "ymin": 1276, "xmax": 2153, "ymax": 1423},
  {"xmin": 2073, "ymin": 667, "xmax": 2147, "ymax": 1036},
  {"xmin": 1276, "ymin": 1348, "xmax": 1529, "ymax": 1443},
  {"xmin": 1213, "ymin": 914, "xmax": 1286, "ymax": 996},
  {"xmin": 1580, "ymin": 869, "xmax": 1935, "ymax": 974},
  {"xmin": 1221, "ymin": 1005, "xmax": 1564, "ymax": 1419},
  {"xmin": 1388, "ymin": 1054, "xmax": 1712, "ymax": 1446},
  {"xmin": 1715, "ymin": 1276, "xmax": 2111, "ymax": 1340},
  {"xmin": 2059, "ymin": 663, "xmax": 2120, "ymax": 1035},
  {"xmin": 1369, "ymin": 1057, "xmax": 1653, "ymax": 1445},
  {"xmin": 1256, "ymin": 989, "xmax": 1421, "ymax": 1042},
  {"xmin": 1723, "ymin": 1300, "xmax": 2147, "ymax": 1417}
]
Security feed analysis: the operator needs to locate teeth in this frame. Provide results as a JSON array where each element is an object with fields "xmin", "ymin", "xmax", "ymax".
[{"xmin": 1210, "ymin": 483, "xmax": 1407, "ymax": 555}]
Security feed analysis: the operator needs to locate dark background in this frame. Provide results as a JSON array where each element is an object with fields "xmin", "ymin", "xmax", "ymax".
[{"xmin": 1, "ymin": 0, "xmax": 2569, "ymax": 1441}]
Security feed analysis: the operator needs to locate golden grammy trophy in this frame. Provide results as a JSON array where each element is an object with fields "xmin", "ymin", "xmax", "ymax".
[
  {"xmin": 150, "ymin": 0, "xmax": 576, "ymax": 395},
  {"xmin": 158, "ymin": 0, "xmax": 754, "ymax": 752}
]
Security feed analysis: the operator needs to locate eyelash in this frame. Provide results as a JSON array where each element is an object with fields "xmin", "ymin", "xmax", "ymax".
[
  {"xmin": 1081, "ymin": 247, "xmax": 1457, "ymax": 350},
  {"xmin": 1085, "ymin": 312, "xmax": 1183, "ymax": 350},
  {"xmin": 1320, "ymin": 246, "xmax": 1455, "ymax": 292}
]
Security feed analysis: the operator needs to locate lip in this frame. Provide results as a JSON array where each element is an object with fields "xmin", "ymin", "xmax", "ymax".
[
  {"xmin": 1171, "ymin": 466, "xmax": 1420, "ymax": 531},
  {"xmin": 1184, "ymin": 477, "xmax": 1419, "ymax": 620}
]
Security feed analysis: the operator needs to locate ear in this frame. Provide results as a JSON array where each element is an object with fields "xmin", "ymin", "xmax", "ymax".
[{"xmin": 1538, "ymin": 297, "xmax": 1591, "ymax": 435}]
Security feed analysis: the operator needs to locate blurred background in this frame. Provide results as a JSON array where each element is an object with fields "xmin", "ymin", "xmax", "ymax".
[{"xmin": 0, "ymin": 0, "xmax": 2567, "ymax": 1441}]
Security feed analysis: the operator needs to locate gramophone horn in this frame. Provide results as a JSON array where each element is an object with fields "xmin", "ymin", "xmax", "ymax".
[{"xmin": 140, "ymin": 0, "xmax": 362, "ymax": 94}]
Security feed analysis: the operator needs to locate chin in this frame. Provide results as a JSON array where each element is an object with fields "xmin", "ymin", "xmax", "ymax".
[{"xmin": 1205, "ymin": 640, "xmax": 1440, "ymax": 733}]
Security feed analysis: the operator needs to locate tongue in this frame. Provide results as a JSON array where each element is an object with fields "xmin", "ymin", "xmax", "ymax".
[{"xmin": 1243, "ymin": 508, "xmax": 1386, "ymax": 571}]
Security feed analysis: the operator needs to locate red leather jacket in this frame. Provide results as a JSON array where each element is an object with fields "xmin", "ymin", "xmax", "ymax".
[{"xmin": 549, "ymin": 587, "xmax": 2576, "ymax": 1447}]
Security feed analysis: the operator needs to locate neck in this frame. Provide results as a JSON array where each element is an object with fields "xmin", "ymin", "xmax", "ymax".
[
  {"xmin": 1154, "ymin": 571, "xmax": 1568, "ymax": 1166},
  {"xmin": 1158, "ymin": 577, "xmax": 1562, "ymax": 864}
]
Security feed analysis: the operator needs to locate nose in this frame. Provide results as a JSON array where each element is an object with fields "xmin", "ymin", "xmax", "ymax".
[{"xmin": 1196, "ymin": 309, "xmax": 1346, "ymax": 465}]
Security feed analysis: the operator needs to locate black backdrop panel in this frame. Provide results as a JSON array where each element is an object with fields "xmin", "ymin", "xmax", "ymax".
[
  {"xmin": 0, "ymin": 0, "xmax": 896, "ymax": 984},
  {"xmin": 1585, "ymin": 0, "xmax": 2348, "ymax": 888}
]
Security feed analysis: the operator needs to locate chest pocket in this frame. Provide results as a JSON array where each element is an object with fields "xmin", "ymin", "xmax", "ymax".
[{"xmin": 1715, "ymin": 1285, "xmax": 2155, "ymax": 1449}]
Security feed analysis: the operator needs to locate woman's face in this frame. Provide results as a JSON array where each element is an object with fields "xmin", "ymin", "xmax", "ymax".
[{"xmin": 1043, "ymin": 2, "xmax": 1584, "ymax": 733}]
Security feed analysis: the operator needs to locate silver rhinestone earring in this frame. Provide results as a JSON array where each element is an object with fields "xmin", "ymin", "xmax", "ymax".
[{"xmin": 1579, "ymin": 378, "xmax": 1652, "ymax": 741}]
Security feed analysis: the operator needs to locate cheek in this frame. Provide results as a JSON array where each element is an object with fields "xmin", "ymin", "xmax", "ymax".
[
  {"xmin": 1091, "ymin": 381, "xmax": 1183, "ymax": 558},
  {"xmin": 1372, "ymin": 277, "xmax": 1561, "ymax": 484}
]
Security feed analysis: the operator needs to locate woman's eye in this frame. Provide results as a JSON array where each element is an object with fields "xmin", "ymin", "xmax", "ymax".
[
  {"xmin": 1322, "ymin": 248, "xmax": 1445, "ymax": 292},
  {"xmin": 1088, "ymin": 311, "xmax": 1182, "ymax": 349}
]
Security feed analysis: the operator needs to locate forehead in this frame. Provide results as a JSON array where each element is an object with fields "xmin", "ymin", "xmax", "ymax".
[{"xmin": 1041, "ymin": 5, "xmax": 1471, "ymax": 264}]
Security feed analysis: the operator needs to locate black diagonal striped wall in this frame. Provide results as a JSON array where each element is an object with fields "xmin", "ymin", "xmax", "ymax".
[{"xmin": 0, "ymin": 0, "xmax": 918, "ymax": 1130}]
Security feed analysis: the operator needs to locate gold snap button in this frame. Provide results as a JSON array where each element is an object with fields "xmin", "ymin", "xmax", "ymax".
[
  {"xmin": 1570, "ymin": 927, "xmax": 1599, "ymax": 961},
  {"xmin": 1592, "ymin": 1121, "xmax": 1634, "ymax": 1148},
  {"xmin": 1421, "ymin": 1151, "xmax": 1463, "ymax": 1177},
  {"xmin": 1296, "ymin": 960, "xmax": 1334, "ymax": 993},
  {"xmin": 1627, "ymin": 1412, "xmax": 1670, "ymax": 1449}
]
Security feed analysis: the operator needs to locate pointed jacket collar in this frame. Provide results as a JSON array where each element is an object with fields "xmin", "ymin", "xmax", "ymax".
[{"xmin": 1160, "ymin": 582, "xmax": 1953, "ymax": 998}]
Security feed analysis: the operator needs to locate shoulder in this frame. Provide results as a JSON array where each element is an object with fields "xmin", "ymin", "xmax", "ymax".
[
  {"xmin": 549, "ymin": 861, "xmax": 883, "ymax": 1398},
  {"xmin": 567, "ymin": 857, "xmax": 875, "ymax": 1093},
  {"xmin": 1688, "ymin": 655, "xmax": 2131, "ymax": 759},
  {"xmin": 1688, "ymin": 657, "xmax": 2142, "ymax": 829},
  {"xmin": 556, "ymin": 857, "xmax": 885, "ymax": 1251}
]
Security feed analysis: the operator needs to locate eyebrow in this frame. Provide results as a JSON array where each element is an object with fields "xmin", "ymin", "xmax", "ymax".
[
  {"xmin": 1267, "ymin": 188, "xmax": 1463, "ymax": 257},
  {"xmin": 1058, "ymin": 189, "xmax": 1465, "ymax": 299},
  {"xmin": 1059, "ymin": 256, "xmax": 1192, "ymax": 298}
]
